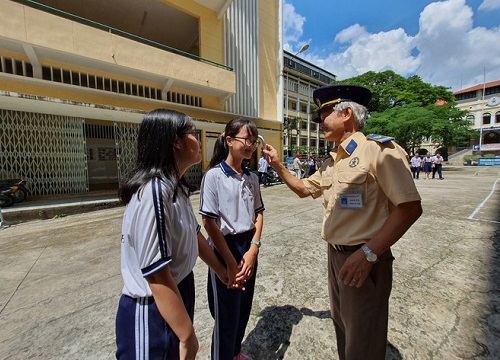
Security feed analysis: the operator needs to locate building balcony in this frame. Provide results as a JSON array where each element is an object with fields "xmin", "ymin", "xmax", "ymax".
[{"xmin": 0, "ymin": 0, "xmax": 236, "ymax": 119}]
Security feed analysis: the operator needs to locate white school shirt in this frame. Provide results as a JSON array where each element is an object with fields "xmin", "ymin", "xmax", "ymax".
[
  {"xmin": 432, "ymin": 155, "xmax": 443, "ymax": 164},
  {"xmin": 199, "ymin": 161, "xmax": 265, "ymax": 236},
  {"xmin": 120, "ymin": 178, "xmax": 199, "ymax": 298},
  {"xmin": 411, "ymin": 156, "xmax": 422, "ymax": 168}
]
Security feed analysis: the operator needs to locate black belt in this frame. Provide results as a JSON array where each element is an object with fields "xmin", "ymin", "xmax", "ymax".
[{"xmin": 332, "ymin": 244, "xmax": 363, "ymax": 252}]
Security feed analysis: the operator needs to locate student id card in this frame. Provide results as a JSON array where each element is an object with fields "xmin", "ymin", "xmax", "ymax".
[{"xmin": 339, "ymin": 193, "xmax": 363, "ymax": 208}]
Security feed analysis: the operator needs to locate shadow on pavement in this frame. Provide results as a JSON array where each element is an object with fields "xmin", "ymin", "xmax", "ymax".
[
  {"xmin": 242, "ymin": 305, "xmax": 404, "ymax": 359},
  {"xmin": 386, "ymin": 342, "xmax": 403, "ymax": 360},
  {"xmin": 242, "ymin": 305, "xmax": 330, "ymax": 359},
  {"xmin": 485, "ymin": 223, "xmax": 500, "ymax": 357}
]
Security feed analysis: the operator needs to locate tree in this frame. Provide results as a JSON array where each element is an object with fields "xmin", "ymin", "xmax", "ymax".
[
  {"xmin": 427, "ymin": 103, "xmax": 477, "ymax": 149},
  {"xmin": 366, "ymin": 104, "xmax": 432, "ymax": 154},
  {"xmin": 335, "ymin": 71, "xmax": 472, "ymax": 152}
]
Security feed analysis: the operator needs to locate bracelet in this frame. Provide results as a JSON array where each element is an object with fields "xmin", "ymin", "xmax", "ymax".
[{"xmin": 251, "ymin": 240, "xmax": 261, "ymax": 248}]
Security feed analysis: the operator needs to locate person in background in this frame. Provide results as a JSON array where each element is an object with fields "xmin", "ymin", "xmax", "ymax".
[
  {"xmin": 292, "ymin": 153, "xmax": 304, "ymax": 179},
  {"xmin": 263, "ymin": 85, "xmax": 422, "ymax": 360},
  {"xmin": 423, "ymin": 152, "xmax": 433, "ymax": 179},
  {"xmin": 308, "ymin": 156, "xmax": 316, "ymax": 177},
  {"xmin": 115, "ymin": 109, "xmax": 228, "ymax": 360},
  {"xmin": 432, "ymin": 151, "xmax": 444, "ymax": 180},
  {"xmin": 258, "ymin": 152, "xmax": 269, "ymax": 186},
  {"xmin": 199, "ymin": 118, "xmax": 265, "ymax": 360},
  {"xmin": 410, "ymin": 152, "xmax": 422, "ymax": 179}
]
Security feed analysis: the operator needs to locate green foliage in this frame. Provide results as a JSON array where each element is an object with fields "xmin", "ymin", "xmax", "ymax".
[
  {"xmin": 284, "ymin": 116, "xmax": 304, "ymax": 130},
  {"xmin": 336, "ymin": 70, "xmax": 474, "ymax": 152},
  {"xmin": 334, "ymin": 71, "xmax": 453, "ymax": 112},
  {"xmin": 290, "ymin": 145, "xmax": 308, "ymax": 154},
  {"xmin": 464, "ymin": 154, "xmax": 495, "ymax": 162}
]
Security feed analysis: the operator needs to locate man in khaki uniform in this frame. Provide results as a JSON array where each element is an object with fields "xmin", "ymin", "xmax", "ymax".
[{"xmin": 263, "ymin": 84, "xmax": 422, "ymax": 360}]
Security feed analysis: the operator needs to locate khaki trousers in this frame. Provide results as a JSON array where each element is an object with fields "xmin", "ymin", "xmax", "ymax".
[{"xmin": 327, "ymin": 244, "xmax": 394, "ymax": 360}]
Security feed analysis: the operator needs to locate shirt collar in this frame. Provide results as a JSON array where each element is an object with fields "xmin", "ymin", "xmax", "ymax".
[{"xmin": 220, "ymin": 160, "xmax": 250, "ymax": 176}]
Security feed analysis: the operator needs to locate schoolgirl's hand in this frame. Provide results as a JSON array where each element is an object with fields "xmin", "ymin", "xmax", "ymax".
[
  {"xmin": 231, "ymin": 277, "xmax": 247, "ymax": 291},
  {"xmin": 214, "ymin": 267, "xmax": 229, "ymax": 286},
  {"xmin": 236, "ymin": 249, "xmax": 258, "ymax": 282},
  {"xmin": 226, "ymin": 260, "xmax": 239, "ymax": 289},
  {"xmin": 229, "ymin": 261, "xmax": 246, "ymax": 290},
  {"xmin": 179, "ymin": 332, "xmax": 199, "ymax": 360}
]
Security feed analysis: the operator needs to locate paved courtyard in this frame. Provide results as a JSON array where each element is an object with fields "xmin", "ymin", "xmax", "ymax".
[{"xmin": 0, "ymin": 166, "xmax": 499, "ymax": 359}]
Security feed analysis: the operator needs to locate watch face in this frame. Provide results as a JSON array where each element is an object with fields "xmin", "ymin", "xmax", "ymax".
[
  {"xmin": 367, "ymin": 252, "xmax": 378, "ymax": 262},
  {"xmin": 362, "ymin": 245, "xmax": 378, "ymax": 263}
]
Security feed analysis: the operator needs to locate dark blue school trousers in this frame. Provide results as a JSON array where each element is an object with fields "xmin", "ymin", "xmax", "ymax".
[
  {"xmin": 208, "ymin": 229, "xmax": 257, "ymax": 360},
  {"xmin": 116, "ymin": 271, "xmax": 195, "ymax": 360}
]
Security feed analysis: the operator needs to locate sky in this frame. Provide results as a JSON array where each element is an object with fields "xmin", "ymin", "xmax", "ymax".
[{"xmin": 283, "ymin": 0, "xmax": 500, "ymax": 92}]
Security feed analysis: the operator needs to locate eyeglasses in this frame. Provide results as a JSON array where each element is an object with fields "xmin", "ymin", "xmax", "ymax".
[
  {"xmin": 232, "ymin": 136, "xmax": 260, "ymax": 147},
  {"xmin": 184, "ymin": 129, "xmax": 197, "ymax": 136}
]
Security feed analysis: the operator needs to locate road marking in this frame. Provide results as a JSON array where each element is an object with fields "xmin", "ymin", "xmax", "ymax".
[{"xmin": 468, "ymin": 178, "xmax": 499, "ymax": 221}]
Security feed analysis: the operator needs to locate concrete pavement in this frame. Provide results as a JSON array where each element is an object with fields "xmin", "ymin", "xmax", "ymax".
[{"xmin": 0, "ymin": 166, "xmax": 499, "ymax": 359}]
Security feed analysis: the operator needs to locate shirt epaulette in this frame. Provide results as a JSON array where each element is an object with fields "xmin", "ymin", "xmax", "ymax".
[
  {"xmin": 344, "ymin": 139, "xmax": 358, "ymax": 155},
  {"xmin": 366, "ymin": 134, "xmax": 394, "ymax": 143}
]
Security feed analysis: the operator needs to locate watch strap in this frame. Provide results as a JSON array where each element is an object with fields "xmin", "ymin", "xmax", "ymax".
[{"xmin": 251, "ymin": 240, "xmax": 261, "ymax": 248}]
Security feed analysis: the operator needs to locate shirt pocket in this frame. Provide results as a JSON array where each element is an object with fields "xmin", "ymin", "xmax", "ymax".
[
  {"xmin": 336, "ymin": 171, "xmax": 368, "ymax": 206},
  {"xmin": 320, "ymin": 176, "xmax": 334, "ymax": 209}
]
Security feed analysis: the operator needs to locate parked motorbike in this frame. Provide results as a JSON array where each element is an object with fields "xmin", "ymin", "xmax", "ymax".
[
  {"xmin": 266, "ymin": 168, "xmax": 284, "ymax": 186},
  {"xmin": 0, "ymin": 188, "xmax": 15, "ymax": 208},
  {"xmin": 0, "ymin": 179, "xmax": 28, "ymax": 203}
]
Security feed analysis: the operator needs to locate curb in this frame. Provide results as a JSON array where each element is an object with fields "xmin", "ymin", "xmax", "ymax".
[{"xmin": 2, "ymin": 199, "xmax": 122, "ymax": 225}]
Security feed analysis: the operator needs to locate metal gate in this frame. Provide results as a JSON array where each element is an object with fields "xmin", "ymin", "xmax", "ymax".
[
  {"xmin": 0, "ymin": 109, "xmax": 87, "ymax": 196},
  {"xmin": 113, "ymin": 122, "xmax": 203, "ymax": 188}
]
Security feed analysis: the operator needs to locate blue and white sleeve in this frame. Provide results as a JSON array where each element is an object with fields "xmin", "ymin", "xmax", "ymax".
[{"xmin": 199, "ymin": 169, "xmax": 219, "ymax": 219}]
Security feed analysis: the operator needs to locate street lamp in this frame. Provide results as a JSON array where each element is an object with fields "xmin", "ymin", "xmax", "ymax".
[{"xmin": 294, "ymin": 43, "xmax": 309, "ymax": 57}]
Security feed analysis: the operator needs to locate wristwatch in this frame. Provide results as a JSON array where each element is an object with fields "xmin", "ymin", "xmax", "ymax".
[
  {"xmin": 361, "ymin": 244, "xmax": 378, "ymax": 264},
  {"xmin": 251, "ymin": 240, "xmax": 261, "ymax": 248}
]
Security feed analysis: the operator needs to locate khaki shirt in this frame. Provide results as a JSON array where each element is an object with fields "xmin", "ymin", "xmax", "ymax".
[{"xmin": 303, "ymin": 132, "xmax": 421, "ymax": 246}]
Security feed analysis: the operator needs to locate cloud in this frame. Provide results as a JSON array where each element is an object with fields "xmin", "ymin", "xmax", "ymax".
[
  {"xmin": 478, "ymin": 0, "xmax": 500, "ymax": 11},
  {"xmin": 283, "ymin": 3, "xmax": 307, "ymax": 52},
  {"xmin": 323, "ymin": 25, "xmax": 420, "ymax": 79},
  {"xmin": 414, "ymin": 0, "xmax": 500, "ymax": 89},
  {"xmin": 286, "ymin": 0, "xmax": 500, "ymax": 91}
]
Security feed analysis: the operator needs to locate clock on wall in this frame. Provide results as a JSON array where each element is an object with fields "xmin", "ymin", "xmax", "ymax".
[{"xmin": 486, "ymin": 97, "xmax": 499, "ymax": 106}]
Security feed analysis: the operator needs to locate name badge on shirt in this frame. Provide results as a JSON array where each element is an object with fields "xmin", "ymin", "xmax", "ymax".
[{"xmin": 339, "ymin": 193, "xmax": 363, "ymax": 208}]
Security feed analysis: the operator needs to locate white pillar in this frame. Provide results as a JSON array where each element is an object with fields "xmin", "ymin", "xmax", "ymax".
[
  {"xmin": 285, "ymin": 73, "xmax": 289, "ymax": 150},
  {"xmin": 296, "ymin": 94, "xmax": 301, "ymax": 148},
  {"xmin": 306, "ymin": 82, "xmax": 311, "ymax": 155}
]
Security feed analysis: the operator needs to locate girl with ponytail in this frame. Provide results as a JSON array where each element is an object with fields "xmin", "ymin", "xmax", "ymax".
[{"xmin": 199, "ymin": 118, "xmax": 265, "ymax": 360}]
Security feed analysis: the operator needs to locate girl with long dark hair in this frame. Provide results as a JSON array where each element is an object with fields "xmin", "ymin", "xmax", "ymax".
[{"xmin": 116, "ymin": 109, "xmax": 227, "ymax": 360}]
